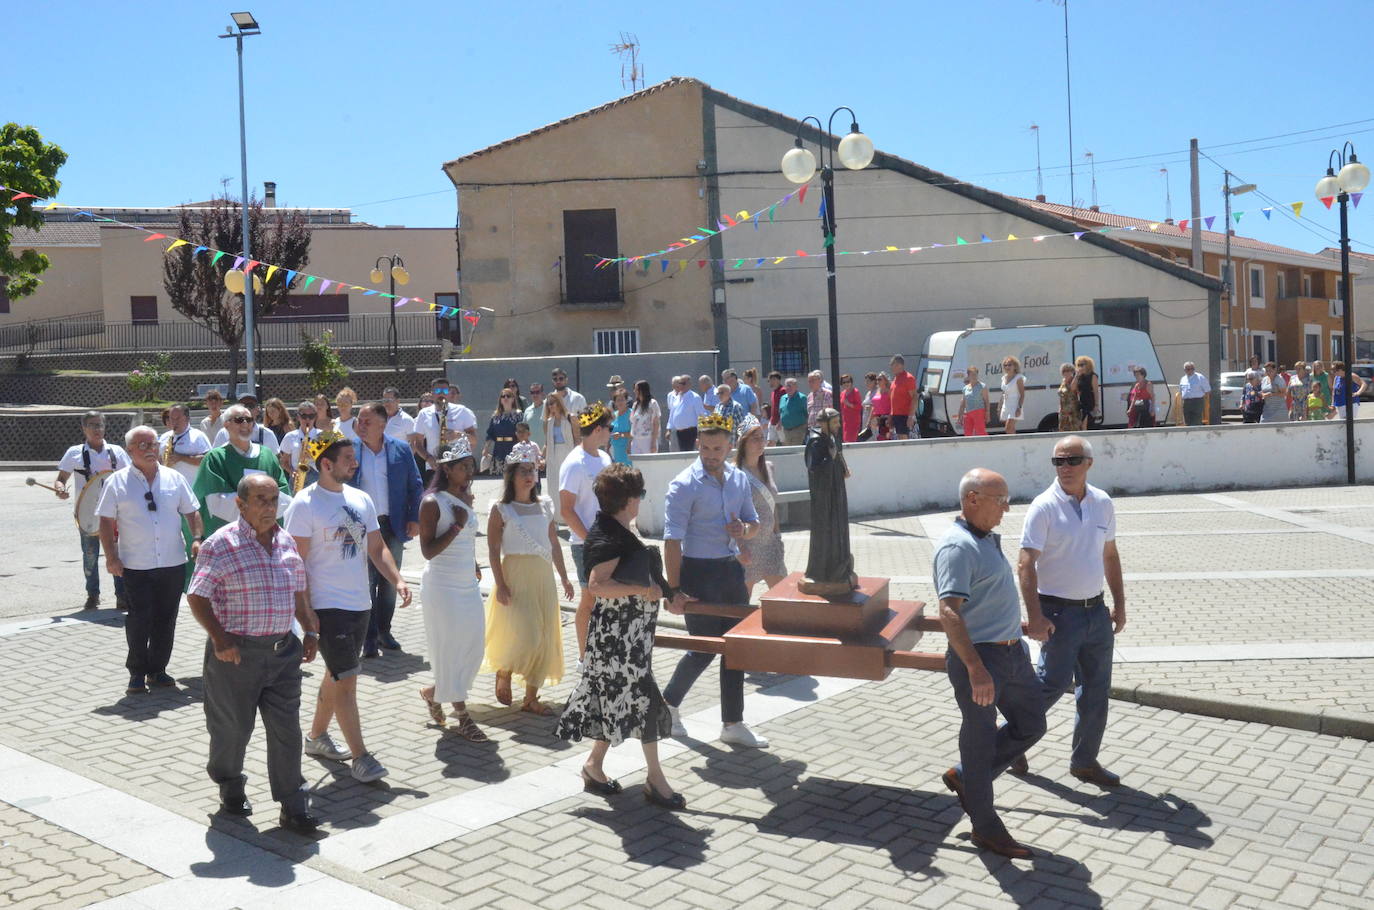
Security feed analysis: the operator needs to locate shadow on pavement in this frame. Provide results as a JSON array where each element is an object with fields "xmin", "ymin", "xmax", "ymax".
[
  {"xmin": 976, "ymin": 843, "xmax": 1102, "ymax": 908},
  {"xmin": 470, "ymin": 703, "xmax": 574, "ymax": 752},
  {"xmin": 359, "ymin": 650, "xmax": 429, "ymax": 683},
  {"xmin": 306, "ymin": 766, "xmax": 430, "ymax": 831},
  {"xmin": 1012, "ymin": 773, "xmax": 1215, "ymax": 849},
  {"xmin": 569, "ymin": 803, "xmax": 711, "ymax": 869},
  {"xmin": 432, "ymin": 732, "xmax": 512, "ymax": 784},
  {"xmin": 91, "ymin": 677, "xmax": 204, "ymax": 719},
  {"xmin": 188, "ymin": 825, "xmax": 318, "ymax": 886}
]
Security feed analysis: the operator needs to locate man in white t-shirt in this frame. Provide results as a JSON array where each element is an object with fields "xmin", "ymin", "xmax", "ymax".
[
  {"xmin": 381, "ymin": 387, "xmax": 416, "ymax": 442},
  {"xmin": 1013, "ymin": 435, "xmax": 1126, "ymax": 788},
  {"xmin": 410, "ymin": 376, "xmax": 478, "ymax": 480},
  {"xmin": 157, "ymin": 405, "xmax": 212, "ymax": 487},
  {"xmin": 213, "ymin": 394, "xmax": 280, "ymax": 453},
  {"xmin": 558, "ymin": 402, "xmax": 612, "ymax": 654},
  {"xmin": 56, "ymin": 411, "xmax": 131, "ymax": 611},
  {"xmin": 284, "ymin": 433, "xmax": 410, "ymax": 784}
]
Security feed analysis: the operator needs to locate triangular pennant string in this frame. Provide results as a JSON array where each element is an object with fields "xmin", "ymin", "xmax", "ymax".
[
  {"xmin": 1352, "ymin": 192, "xmax": 1363, "ymax": 209},
  {"xmin": 1204, "ymin": 216, "xmax": 1215, "ymax": 230},
  {"xmin": 1292, "ymin": 202, "xmax": 1304, "ymax": 218}
]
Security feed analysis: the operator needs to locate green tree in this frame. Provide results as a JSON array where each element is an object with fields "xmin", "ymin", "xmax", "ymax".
[
  {"xmin": 299, "ymin": 328, "xmax": 349, "ymax": 393},
  {"xmin": 0, "ymin": 123, "xmax": 68, "ymax": 303},
  {"xmin": 162, "ymin": 196, "xmax": 311, "ymax": 392}
]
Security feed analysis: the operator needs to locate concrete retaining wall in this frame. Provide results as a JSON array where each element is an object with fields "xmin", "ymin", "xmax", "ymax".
[{"xmin": 631, "ymin": 421, "xmax": 1373, "ymax": 537}]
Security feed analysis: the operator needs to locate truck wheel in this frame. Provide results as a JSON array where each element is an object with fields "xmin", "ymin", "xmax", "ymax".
[{"xmin": 1036, "ymin": 414, "xmax": 1060, "ymax": 433}]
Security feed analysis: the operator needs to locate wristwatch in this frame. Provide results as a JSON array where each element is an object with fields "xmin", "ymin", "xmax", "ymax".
[{"xmin": 303, "ymin": 631, "xmax": 320, "ymax": 640}]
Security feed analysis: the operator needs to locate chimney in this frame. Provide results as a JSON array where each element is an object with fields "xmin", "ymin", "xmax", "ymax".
[
  {"xmin": 1164, "ymin": 218, "xmax": 1175, "ymax": 225},
  {"xmin": 1035, "ymin": 194, "xmax": 1046, "ymax": 203},
  {"xmin": 1089, "ymin": 205, "xmax": 1100, "ymax": 212},
  {"xmin": 263, "ymin": 181, "xmax": 276, "ymax": 208}
]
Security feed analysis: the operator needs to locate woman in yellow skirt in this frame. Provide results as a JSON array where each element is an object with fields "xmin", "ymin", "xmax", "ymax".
[{"xmin": 484, "ymin": 449, "xmax": 575, "ymax": 714}]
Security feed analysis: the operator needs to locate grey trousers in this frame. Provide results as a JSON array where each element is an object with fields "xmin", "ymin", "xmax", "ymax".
[
  {"xmin": 1182, "ymin": 397, "xmax": 1205, "ymax": 426},
  {"xmin": 203, "ymin": 632, "xmax": 308, "ymax": 810}
]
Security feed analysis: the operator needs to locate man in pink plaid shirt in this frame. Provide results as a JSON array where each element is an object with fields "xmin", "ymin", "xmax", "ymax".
[{"xmin": 188, "ymin": 474, "xmax": 321, "ymax": 834}]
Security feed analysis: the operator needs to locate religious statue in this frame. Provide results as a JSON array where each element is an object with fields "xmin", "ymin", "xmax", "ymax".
[{"xmin": 797, "ymin": 408, "xmax": 858, "ymax": 596}]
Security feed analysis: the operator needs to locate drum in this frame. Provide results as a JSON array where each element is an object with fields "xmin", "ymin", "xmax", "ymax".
[{"xmin": 74, "ymin": 470, "xmax": 113, "ymax": 536}]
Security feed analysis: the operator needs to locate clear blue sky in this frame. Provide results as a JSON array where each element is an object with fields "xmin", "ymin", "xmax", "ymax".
[{"xmin": 14, "ymin": 0, "xmax": 1371, "ymax": 255}]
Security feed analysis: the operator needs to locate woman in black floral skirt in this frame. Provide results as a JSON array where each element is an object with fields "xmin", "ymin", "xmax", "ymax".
[{"xmin": 555, "ymin": 463, "xmax": 684, "ymax": 810}]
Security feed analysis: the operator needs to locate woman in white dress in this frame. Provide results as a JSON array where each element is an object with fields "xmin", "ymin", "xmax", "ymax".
[
  {"xmin": 543, "ymin": 391, "xmax": 577, "ymax": 511},
  {"xmin": 418, "ymin": 441, "xmax": 489, "ymax": 742},
  {"xmin": 484, "ymin": 450, "xmax": 575, "ymax": 714},
  {"xmin": 1000, "ymin": 356, "xmax": 1026, "ymax": 434},
  {"xmin": 629, "ymin": 380, "xmax": 660, "ymax": 457}
]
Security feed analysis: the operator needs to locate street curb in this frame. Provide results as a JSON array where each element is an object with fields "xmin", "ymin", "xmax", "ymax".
[{"xmin": 1111, "ymin": 683, "xmax": 1374, "ymax": 741}]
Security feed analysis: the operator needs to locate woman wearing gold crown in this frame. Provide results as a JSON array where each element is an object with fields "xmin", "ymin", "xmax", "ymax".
[{"xmin": 482, "ymin": 448, "xmax": 574, "ymax": 715}]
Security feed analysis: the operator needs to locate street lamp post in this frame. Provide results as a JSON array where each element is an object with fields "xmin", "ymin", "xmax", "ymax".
[
  {"xmin": 780, "ymin": 108, "xmax": 874, "ymax": 398},
  {"xmin": 220, "ymin": 11, "xmax": 260, "ymax": 396},
  {"xmin": 1316, "ymin": 142, "xmax": 1370, "ymax": 485},
  {"xmin": 1222, "ymin": 172, "xmax": 1256, "ymax": 369},
  {"xmin": 369, "ymin": 255, "xmax": 411, "ymax": 368}
]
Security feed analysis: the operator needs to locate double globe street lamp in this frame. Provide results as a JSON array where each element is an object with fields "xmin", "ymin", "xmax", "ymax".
[
  {"xmin": 781, "ymin": 109, "xmax": 874, "ymax": 398},
  {"xmin": 370, "ymin": 255, "xmax": 411, "ymax": 367},
  {"xmin": 1315, "ymin": 143, "xmax": 1370, "ymax": 484}
]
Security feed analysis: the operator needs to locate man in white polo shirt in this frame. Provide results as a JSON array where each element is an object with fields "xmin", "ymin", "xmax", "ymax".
[
  {"xmin": 558, "ymin": 402, "xmax": 612, "ymax": 655},
  {"xmin": 1013, "ymin": 435, "xmax": 1126, "ymax": 787},
  {"xmin": 96, "ymin": 425, "xmax": 203, "ymax": 694}
]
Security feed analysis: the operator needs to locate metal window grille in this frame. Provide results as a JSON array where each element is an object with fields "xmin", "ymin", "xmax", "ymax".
[
  {"xmin": 770, "ymin": 328, "xmax": 810, "ymax": 375},
  {"xmin": 594, "ymin": 328, "xmax": 639, "ymax": 355}
]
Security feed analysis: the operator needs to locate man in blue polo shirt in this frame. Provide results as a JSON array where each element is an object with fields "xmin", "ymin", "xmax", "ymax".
[
  {"xmin": 936, "ymin": 468, "xmax": 1046, "ymax": 859},
  {"xmin": 662, "ymin": 413, "xmax": 766, "ymax": 748}
]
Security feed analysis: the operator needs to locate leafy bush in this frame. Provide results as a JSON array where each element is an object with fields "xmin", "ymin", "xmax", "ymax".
[
  {"xmin": 126, "ymin": 352, "xmax": 173, "ymax": 402},
  {"xmin": 300, "ymin": 328, "xmax": 349, "ymax": 393}
]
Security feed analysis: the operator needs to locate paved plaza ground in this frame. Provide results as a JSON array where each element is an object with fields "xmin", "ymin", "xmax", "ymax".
[{"xmin": 1, "ymin": 471, "xmax": 1372, "ymax": 908}]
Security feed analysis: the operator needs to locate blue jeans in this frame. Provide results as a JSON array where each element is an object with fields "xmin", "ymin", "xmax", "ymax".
[
  {"xmin": 949, "ymin": 641, "xmax": 1047, "ymax": 840},
  {"xmin": 662, "ymin": 557, "xmax": 748, "ymax": 724},
  {"xmin": 1037, "ymin": 597, "xmax": 1114, "ymax": 769},
  {"xmin": 365, "ymin": 517, "xmax": 406, "ymax": 648},
  {"xmin": 80, "ymin": 533, "xmax": 124, "ymax": 599}
]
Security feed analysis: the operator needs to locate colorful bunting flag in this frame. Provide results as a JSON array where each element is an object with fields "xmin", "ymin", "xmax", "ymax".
[
  {"xmin": 1178, "ymin": 220, "xmax": 1189, "ymax": 232},
  {"xmin": 955, "ymin": 236, "xmax": 968, "ymax": 245},
  {"xmin": 318, "ymin": 279, "xmax": 332, "ymax": 295},
  {"xmin": 1233, "ymin": 212, "xmax": 1244, "ymax": 224},
  {"xmin": 980, "ymin": 234, "xmax": 991, "ymax": 243},
  {"xmin": 211, "ymin": 251, "xmax": 226, "ymax": 266},
  {"xmin": 1204, "ymin": 216, "xmax": 1215, "ymax": 230},
  {"xmin": 1292, "ymin": 202, "xmax": 1304, "ymax": 218},
  {"xmin": 1320, "ymin": 197, "xmax": 1335, "ymax": 210},
  {"xmin": 1262, "ymin": 208, "xmax": 1272, "ymax": 220},
  {"xmin": 1073, "ymin": 232, "xmax": 1085, "ymax": 240},
  {"xmin": 265, "ymin": 265, "xmax": 278, "ymax": 283},
  {"xmin": 166, "ymin": 239, "xmax": 189, "ymax": 252},
  {"xmin": 144, "ymin": 233, "xmax": 167, "ymax": 243},
  {"xmin": 10, "ymin": 192, "xmax": 36, "ymax": 202},
  {"xmin": 1354, "ymin": 193, "xmax": 1364, "ymax": 209}
]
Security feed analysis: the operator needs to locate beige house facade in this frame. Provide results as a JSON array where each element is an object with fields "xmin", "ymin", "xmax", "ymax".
[
  {"xmin": 443, "ymin": 77, "xmax": 1221, "ymax": 382},
  {"xmin": 3, "ymin": 206, "xmax": 459, "ymax": 352}
]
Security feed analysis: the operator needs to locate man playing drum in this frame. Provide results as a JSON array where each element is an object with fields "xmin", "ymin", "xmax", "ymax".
[{"xmin": 55, "ymin": 411, "xmax": 130, "ymax": 611}]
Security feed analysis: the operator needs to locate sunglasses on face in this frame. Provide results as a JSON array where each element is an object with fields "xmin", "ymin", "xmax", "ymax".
[
  {"xmin": 433, "ymin": 387, "xmax": 451, "ymax": 395},
  {"xmin": 300, "ymin": 412, "xmax": 317, "ymax": 419},
  {"xmin": 229, "ymin": 416, "xmax": 254, "ymax": 425},
  {"xmin": 1051, "ymin": 455, "xmax": 1088, "ymax": 466}
]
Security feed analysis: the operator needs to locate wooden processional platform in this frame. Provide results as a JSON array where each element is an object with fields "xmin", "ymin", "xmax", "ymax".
[{"xmin": 655, "ymin": 573, "xmax": 944, "ymax": 681}]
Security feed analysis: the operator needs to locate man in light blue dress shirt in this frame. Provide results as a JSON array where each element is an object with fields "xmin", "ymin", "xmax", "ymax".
[{"xmin": 662, "ymin": 414, "xmax": 767, "ymax": 747}]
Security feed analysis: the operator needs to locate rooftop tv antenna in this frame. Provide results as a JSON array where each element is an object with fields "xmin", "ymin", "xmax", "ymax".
[
  {"xmin": 1029, "ymin": 123, "xmax": 1043, "ymax": 197},
  {"xmin": 1160, "ymin": 167, "xmax": 1172, "ymax": 222},
  {"xmin": 1084, "ymin": 149, "xmax": 1097, "ymax": 208},
  {"xmin": 611, "ymin": 33, "xmax": 644, "ymax": 91}
]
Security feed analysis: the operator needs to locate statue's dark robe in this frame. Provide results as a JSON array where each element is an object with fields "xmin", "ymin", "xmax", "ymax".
[{"xmin": 803, "ymin": 426, "xmax": 854, "ymax": 584}]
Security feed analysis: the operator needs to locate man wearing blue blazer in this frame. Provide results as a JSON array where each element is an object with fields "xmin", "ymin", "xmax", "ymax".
[{"xmin": 349, "ymin": 402, "xmax": 424, "ymax": 657}]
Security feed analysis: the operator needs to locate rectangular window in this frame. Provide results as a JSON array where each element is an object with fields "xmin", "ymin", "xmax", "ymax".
[
  {"xmin": 770, "ymin": 328, "xmax": 810, "ymax": 375},
  {"xmin": 563, "ymin": 209, "xmax": 621, "ymax": 304},
  {"xmin": 130, "ymin": 295, "xmax": 158, "ymax": 324},
  {"xmin": 1303, "ymin": 274, "xmax": 1313, "ymax": 297},
  {"xmin": 259, "ymin": 294, "xmax": 348, "ymax": 322},
  {"xmin": 1092, "ymin": 297, "xmax": 1149, "ymax": 334},
  {"xmin": 1332, "ymin": 333, "xmax": 1346, "ymax": 362},
  {"xmin": 1336, "ymin": 277, "xmax": 1345, "ymax": 300},
  {"xmin": 1305, "ymin": 324, "xmax": 1322, "ymax": 363},
  {"xmin": 433, "ymin": 292, "xmax": 461, "ymax": 343},
  {"xmin": 1249, "ymin": 267, "xmax": 1264, "ymax": 304},
  {"xmin": 594, "ymin": 327, "xmax": 639, "ymax": 355},
  {"xmin": 1276, "ymin": 272, "xmax": 1287, "ymax": 299}
]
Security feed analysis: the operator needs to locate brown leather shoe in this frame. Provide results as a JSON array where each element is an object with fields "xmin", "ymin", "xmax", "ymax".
[
  {"xmin": 1009, "ymin": 753, "xmax": 1029, "ymax": 776},
  {"xmin": 971, "ymin": 831, "xmax": 1033, "ymax": 859},
  {"xmin": 1071, "ymin": 764, "xmax": 1121, "ymax": 787},
  {"xmin": 941, "ymin": 767, "xmax": 969, "ymax": 815}
]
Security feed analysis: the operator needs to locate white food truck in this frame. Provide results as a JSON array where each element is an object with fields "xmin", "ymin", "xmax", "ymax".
[{"xmin": 917, "ymin": 323, "xmax": 1173, "ymax": 433}]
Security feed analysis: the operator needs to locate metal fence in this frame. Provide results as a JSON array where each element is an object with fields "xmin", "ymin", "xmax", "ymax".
[{"xmin": 0, "ymin": 311, "xmax": 441, "ymax": 354}]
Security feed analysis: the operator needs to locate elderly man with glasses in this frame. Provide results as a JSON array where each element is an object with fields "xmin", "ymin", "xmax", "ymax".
[
  {"xmin": 937, "ymin": 467, "xmax": 1046, "ymax": 859},
  {"xmin": 96, "ymin": 425, "xmax": 204, "ymax": 694},
  {"xmin": 1010, "ymin": 435, "xmax": 1126, "ymax": 789},
  {"xmin": 194, "ymin": 404, "xmax": 291, "ymax": 538},
  {"xmin": 1177, "ymin": 362, "xmax": 1211, "ymax": 426}
]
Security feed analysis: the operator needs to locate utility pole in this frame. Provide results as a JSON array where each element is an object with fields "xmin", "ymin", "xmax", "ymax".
[
  {"xmin": 1189, "ymin": 140, "xmax": 1203, "ymax": 271},
  {"xmin": 1189, "ymin": 139, "xmax": 1220, "ymax": 424}
]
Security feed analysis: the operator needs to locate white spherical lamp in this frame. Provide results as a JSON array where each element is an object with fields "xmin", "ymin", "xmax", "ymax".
[
  {"xmin": 223, "ymin": 269, "xmax": 245, "ymax": 294},
  {"xmin": 369, "ymin": 268, "xmax": 384, "ymax": 284},
  {"xmin": 1316, "ymin": 172, "xmax": 1341, "ymax": 200},
  {"xmin": 392, "ymin": 265, "xmax": 411, "ymax": 285},
  {"xmin": 837, "ymin": 130, "xmax": 875, "ymax": 170},
  {"xmin": 781, "ymin": 145, "xmax": 817, "ymax": 184},
  {"xmin": 1338, "ymin": 158, "xmax": 1370, "ymax": 194}
]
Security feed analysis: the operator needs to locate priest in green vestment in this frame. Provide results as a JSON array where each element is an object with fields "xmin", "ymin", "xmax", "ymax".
[{"xmin": 194, "ymin": 404, "xmax": 291, "ymax": 536}]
